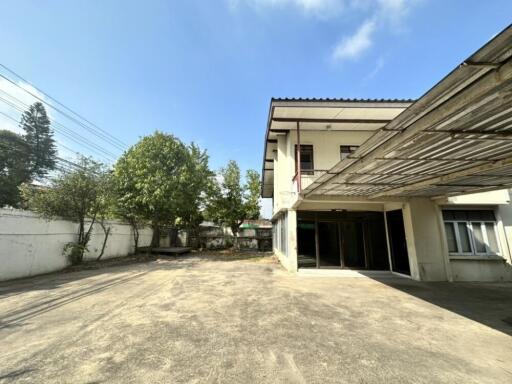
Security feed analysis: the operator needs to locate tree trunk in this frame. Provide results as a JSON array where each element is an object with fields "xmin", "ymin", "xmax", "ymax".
[
  {"xmin": 231, "ymin": 225, "xmax": 240, "ymax": 250},
  {"xmin": 151, "ymin": 222, "xmax": 160, "ymax": 249},
  {"xmin": 131, "ymin": 221, "xmax": 140, "ymax": 254},
  {"xmin": 76, "ymin": 218, "xmax": 85, "ymax": 264},
  {"xmin": 97, "ymin": 221, "xmax": 111, "ymax": 261}
]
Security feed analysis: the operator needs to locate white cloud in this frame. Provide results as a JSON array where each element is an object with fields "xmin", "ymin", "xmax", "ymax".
[
  {"xmin": 363, "ymin": 55, "xmax": 386, "ymax": 81},
  {"xmin": 228, "ymin": 0, "xmax": 347, "ymax": 18},
  {"xmin": 332, "ymin": 18, "xmax": 376, "ymax": 61},
  {"xmin": 228, "ymin": 0, "xmax": 418, "ymax": 62},
  {"xmin": 331, "ymin": 0, "xmax": 417, "ymax": 63},
  {"xmin": 377, "ymin": 0, "xmax": 410, "ymax": 25}
]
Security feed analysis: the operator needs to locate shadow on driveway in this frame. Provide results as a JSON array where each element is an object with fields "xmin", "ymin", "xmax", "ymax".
[{"xmin": 369, "ymin": 276, "xmax": 512, "ymax": 336}]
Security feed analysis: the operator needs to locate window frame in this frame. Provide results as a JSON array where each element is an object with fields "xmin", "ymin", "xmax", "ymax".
[
  {"xmin": 340, "ymin": 145, "xmax": 359, "ymax": 161},
  {"xmin": 295, "ymin": 144, "xmax": 314, "ymax": 175},
  {"xmin": 443, "ymin": 218, "xmax": 501, "ymax": 257}
]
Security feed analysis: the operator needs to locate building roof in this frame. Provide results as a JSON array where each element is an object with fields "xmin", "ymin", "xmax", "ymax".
[
  {"xmin": 304, "ymin": 24, "xmax": 512, "ymax": 199},
  {"xmin": 270, "ymin": 97, "xmax": 416, "ymax": 103},
  {"xmin": 261, "ymin": 98, "xmax": 414, "ymax": 198}
]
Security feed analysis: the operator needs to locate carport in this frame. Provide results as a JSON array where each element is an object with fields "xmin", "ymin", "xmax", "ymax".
[
  {"xmin": 303, "ymin": 25, "xmax": 512, "ymax": 200},
  {"xmin": 290, "ymin": 25, "xmax": 512, "ymax": 280}
]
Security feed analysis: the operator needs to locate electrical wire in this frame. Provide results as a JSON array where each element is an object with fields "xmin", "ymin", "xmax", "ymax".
[
  {"xmin": 0, "ymin": 63, "xmax": 128, "ymax": 149},
  {"xmin": 0, "ymin": 70, "xmax": 127, "ymax": 151},
  {"xmin": 0, "ymin": 97, "xmax": 116, "ymax": 162}
]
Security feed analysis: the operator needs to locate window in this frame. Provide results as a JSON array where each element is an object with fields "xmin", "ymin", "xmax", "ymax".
[
  {"xmin": 442, "ymin": 210, "xmax": 501, "ymax": 256},
  {"xmin": 340, "ymin": 145, "xmax": 359, "ymax": 161},
  {"xmin": 295, "ymin": 145, "xmax": 314, "ymax": 175}
]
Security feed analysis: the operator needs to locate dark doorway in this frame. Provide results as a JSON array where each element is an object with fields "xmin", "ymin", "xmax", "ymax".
[
  {"xmin": 297, "ymin": 211, "xmax": 389, "ymax": 270},
  {"xmin": 297, "ymin": 219, "xmax": 316, "ymax": 268},
  {"xmin": 386, "ymin": 210, "xmax": 411, "ymax": 275},
  {"xmin": 365, "ymin": 214, "xmax": 390, "ymax": 270},
  {"xmin": 318, "ymin": 222, "xmax": 341, "ymax": 267},
  {"xmin": 341, "ymin": 222, "xmax": 365, "ymax": 268}
]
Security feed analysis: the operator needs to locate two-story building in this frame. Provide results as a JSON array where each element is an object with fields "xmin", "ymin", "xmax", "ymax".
[{"xmin": 261, "ymin": 25, "xmax": 512, "ymax": 282}]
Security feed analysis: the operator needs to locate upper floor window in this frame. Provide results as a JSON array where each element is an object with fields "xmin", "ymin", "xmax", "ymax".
[
  {"xmin": 295, "ymin": 145, "xmax": 314, "ymax": 175},
  {"xmin": 340, "ymin": 145, "xmax": 359, "ymax": 160},
  {"xmin": 442, "ymin": 210, "xmax": 500, "ymax": 256}
]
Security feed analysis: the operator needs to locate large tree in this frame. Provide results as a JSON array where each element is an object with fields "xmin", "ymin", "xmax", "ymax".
[
  {"xmin": 20, "ymin": 156, "xmax": 109, "ymax": 264},
  {"xmin": 113, "ymin": 132, "xmax": 190, "ymax": 247},
  {"xmin": 175, "ymin": 143, "xmax": 214, "ymax": 246},
  {"xmin": 207, "ymin": 160, "xmax": 261, "ymax": 248},
  {"xmin": 0, "ymin": 130, "xmax": 31, "ymax": 207},
  {"xmin": 20, "ymin": 101, "xmax": 57, "ymax": 179}
]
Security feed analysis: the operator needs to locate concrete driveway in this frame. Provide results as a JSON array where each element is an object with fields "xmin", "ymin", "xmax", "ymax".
[{"xmin": 0, "ymin": 255, "xmax": 511, "ymax": 384}]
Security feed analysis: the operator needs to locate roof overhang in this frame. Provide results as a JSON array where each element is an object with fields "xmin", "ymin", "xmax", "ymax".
[
  {"xmin": 261, "ymin": 98, "xmax": 414, "ymax": 198},
  {"xmin": 304, "ymin": 24, "xmax": 512, "ymax": 199}
]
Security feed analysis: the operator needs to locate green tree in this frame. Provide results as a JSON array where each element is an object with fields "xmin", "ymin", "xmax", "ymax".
[
  {"xmin": 20, "ymin": 156, "xmax": 108, "ymax": 264},
  {"xmin": 207, "ymin": 160, "xmax": 261, "ymax": 248},
  {"xmin": 113, "ymin": 132, "xmax": 189, "ymax": 248},
  {"xmin": 176, "ymin": 143, "xmax": 214, "ymax": 246},
  {"xmin": 111, "ymin": 187, "xmax": 145, "ymax": 254},
  {"xmin": 20, "ymin": 102, "xmax": 57, "ymax": 178},
  {"xmin": 95, "ymin": 171, "xmax": 116, "ymax": 261},
  {"xmin": 0, "ymin": 130, "xmax": 31, "ymax": 207}
]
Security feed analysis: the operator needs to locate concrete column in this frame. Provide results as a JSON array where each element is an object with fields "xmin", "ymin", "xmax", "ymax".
[
  {"xmin": 496, "ymin": 194, "xmax": 512, "ymax": 264},
  {"xmin": 275, "ymin": 135, "xmax": 287, "ymax": 213},
  {"xmin": 403, "ymin": 198, "xmax": 449, "ymax": 281},
  {"xmin": 287, "ymin": 209, "xmax": 298, "ymax": 272}
]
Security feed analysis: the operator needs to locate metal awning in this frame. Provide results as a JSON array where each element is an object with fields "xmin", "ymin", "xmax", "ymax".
[
  {"xmin": 261, "ymin": 98, "xmax": 413, "ymax": 198},
  {"xmin": 305, "ymin": 24, "xmax": 512, "ymax": 199}
]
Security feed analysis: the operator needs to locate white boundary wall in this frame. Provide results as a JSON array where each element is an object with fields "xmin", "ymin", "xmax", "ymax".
[{"xmin": 0, "ymin": 208, "xmax": 152, "ymax": 281}]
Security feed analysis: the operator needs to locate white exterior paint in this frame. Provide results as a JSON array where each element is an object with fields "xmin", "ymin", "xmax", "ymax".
[
  {"xmin": 0, "ymin": 209, "xmax": 152, "ymax": 282},
  {"xmin": 269, "ymin": 106, "xmax": 512, "ymax": 281},
  {"xmin": 402, "ymin": 199, "xmax": 449, "ymax": 281}
]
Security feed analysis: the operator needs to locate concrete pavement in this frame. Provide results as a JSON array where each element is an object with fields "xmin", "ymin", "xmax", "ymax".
[{"xmin": 0, "ymin": 255, "xmax": 511, "ymax": 383}]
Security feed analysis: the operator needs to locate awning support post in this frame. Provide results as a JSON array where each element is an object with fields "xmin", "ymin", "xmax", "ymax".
[{"xmin": 296, "ymin": 121, "xmax": 302, "ymax": 193}]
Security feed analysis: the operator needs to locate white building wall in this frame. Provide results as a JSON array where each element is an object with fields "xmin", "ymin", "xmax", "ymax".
[
  {"xmin": 270, "ymin": 125, "xmax": 512, "ymax": 282},
  {"xmin": 288, "ymin": 130, "xmax": 373, "ymax": 173},
  {"xmin": 402, "ymin": 199, "xmax": 449, "ymax": 281},
  {"xmin": 445, "ymin": 198, "xmax": 512, "ymax": 282},
  {"xmin": 286, "ymin": 210, "xmax": 298, "ymax": 272},
  {"xmin": 0, "ymin": 209, "xmax": 152, "ymax": 282},
  {"xmin": 273, "ymin": 129, "xmax": 374, "ymax": 217}
]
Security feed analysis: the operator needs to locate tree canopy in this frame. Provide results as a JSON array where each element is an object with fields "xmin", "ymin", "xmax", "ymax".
[
  {"xmin": 206, "ymin": 160, "xmax": 261, "ymax": 247},
  {"xmin": 113, "ymin": 131, "xmax": 195, "ymax": 246},
  {"xmin": 0, "ymin": 102, "xmax": 57, "ymax": 207},
  {"xmin": 20, "ymin": 156, "xmax": 109, "ymax": 264},
  {"xmin": 0, "ymin": 130, "xmax": 31, "ymax": 207},
  {"xmin": 175, "ymin": 143, "xmax": 214, "ymax": 242},
  {"xmin": 20, "ymin": 101, "xmax": 57, "ymax": 179}
]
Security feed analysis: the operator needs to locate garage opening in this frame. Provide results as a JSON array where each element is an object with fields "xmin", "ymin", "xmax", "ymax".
[
  {"xmin": 297, "ymin": 211, "xmax": 390, "ymax": 270},
  {"xmin": 386, "ymin": 210, "xmax": 410, "ymax": 275}
]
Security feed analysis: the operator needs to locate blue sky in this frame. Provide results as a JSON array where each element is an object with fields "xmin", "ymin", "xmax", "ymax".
[{"xmin": 1, "ymin": 0, "xmax": 511, "ymax": 216}]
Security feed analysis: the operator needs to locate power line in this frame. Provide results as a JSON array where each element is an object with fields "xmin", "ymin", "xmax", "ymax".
[
  {"xmin": 0, "ymin": 63, "xmax": 128, "ymax": 149},
  {"xmin": 0, "ymin": 96, "xmax": 117, "ymax": 162},
  {"xmin": 0, "ymin": 68, "xmax": 127, "ymax": 151},
  {"xmin": 0, "ymin": 88, "xmax": 118, "ymax": 159},
  {"xmin": 0, "ymin": 69, "xmax": 127, "ymax": 151},
  {"xmin": 0, "ymin": 107, "xmax": 115, "ymax": 163},
  {"xmin": 0, "ymin": 140, "xmax": 85, "ymax": 171}
]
